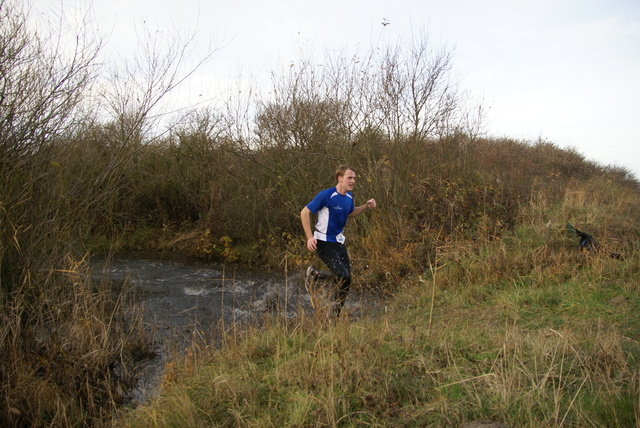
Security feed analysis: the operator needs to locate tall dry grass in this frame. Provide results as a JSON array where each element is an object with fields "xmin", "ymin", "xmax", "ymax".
[
  {"xmin": 121, "ymin": 178, "xmax": 640, "ymax": 427},
  {"xmin": 0, "ymin": 258, "xmax": 151, "ymax": 426}
]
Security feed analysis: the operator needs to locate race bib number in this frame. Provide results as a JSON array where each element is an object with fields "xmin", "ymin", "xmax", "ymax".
[{"xmin": 336, "ymin": 233, "xmax": 345, "ymax": 244}]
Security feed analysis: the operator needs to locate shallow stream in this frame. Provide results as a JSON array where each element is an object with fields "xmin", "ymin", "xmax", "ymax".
[{"xmin": 90, "ymin": 252, "xmax": 380, "ymax": 405}]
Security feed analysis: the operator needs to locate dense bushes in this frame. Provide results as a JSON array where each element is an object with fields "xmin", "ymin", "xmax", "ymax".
[{"xmin": 103, "ymin": 122, "xmax": 639, "ymax": 280}]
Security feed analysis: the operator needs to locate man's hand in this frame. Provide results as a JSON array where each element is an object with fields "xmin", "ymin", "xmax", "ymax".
[
  {"xmin": 366, "ymin": 199, "xmax": 377, "ymax": 209},
  {"xmin": 306, "ymin": 237, "xmax": 317, "ymax": 251}
]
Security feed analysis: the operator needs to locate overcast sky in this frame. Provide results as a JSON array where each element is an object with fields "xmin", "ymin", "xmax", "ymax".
[{"xmin": 33, "ymin": 0, "xmax": 640, "ymax": 178}]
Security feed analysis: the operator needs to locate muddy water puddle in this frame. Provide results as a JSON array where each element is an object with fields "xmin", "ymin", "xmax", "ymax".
[{"xmin": 91, "ymin": 253, "xmax": 381, "ymax": 405}]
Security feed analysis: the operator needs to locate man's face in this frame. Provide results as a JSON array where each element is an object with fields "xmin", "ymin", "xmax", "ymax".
[{"xmin": 338, "ymin": 169, "xmax": 356, "ymax": 192}]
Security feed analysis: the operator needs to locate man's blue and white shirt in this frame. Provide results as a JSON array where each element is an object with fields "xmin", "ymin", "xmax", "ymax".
[{"xmin": 306, "ymin": 187, "xmax": 355, "ymax": 244}]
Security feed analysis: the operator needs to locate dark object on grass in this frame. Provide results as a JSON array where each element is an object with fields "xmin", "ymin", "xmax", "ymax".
[
  {"xmin": 565, "ymin": 222, "xmax": 623, "ymax": 260},
  {"xmin": 566, "ymin": 222, "xmax": 598, "ymax": 251}
]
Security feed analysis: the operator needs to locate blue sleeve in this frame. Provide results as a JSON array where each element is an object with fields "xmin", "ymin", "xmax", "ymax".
[{"xmin": 306, "ymin": 189, "xmax": 328, "ymax": 214}]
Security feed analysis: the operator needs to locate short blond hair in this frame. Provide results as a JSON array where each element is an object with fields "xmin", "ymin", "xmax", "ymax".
[{"xmin": 335, "ymin": 164, "xmax": 355, "ymax": 183}]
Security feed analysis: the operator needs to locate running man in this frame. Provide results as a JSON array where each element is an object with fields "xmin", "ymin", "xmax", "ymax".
[{"xmin": 300, "ymin": 165, "xmax": 377, "ymax": 316}]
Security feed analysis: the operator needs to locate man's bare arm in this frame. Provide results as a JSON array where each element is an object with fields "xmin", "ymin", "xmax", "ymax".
[
  {"xmin": 349, "ymin": 198, "xmax": 377, "ymax": 218},
  {"xmin": 300, "ymin": 206, "xmax": 317, "ymax": 251}
]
